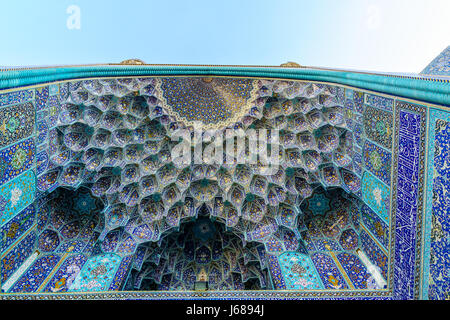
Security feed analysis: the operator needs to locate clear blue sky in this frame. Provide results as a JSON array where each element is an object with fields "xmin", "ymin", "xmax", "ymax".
[{"xmin": 0, "ymin": 0, "xmax": 449, "ymax": 73}]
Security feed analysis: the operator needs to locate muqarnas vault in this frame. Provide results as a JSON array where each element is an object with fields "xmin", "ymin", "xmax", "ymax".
[{"xmin": 0, "ymin": 46, "xmax": 449, "ymax": 300}]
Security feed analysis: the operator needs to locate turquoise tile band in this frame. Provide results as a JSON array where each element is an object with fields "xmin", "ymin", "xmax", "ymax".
[{"xmin": 1, "ymin": 65, "xmax": 449, "ymax": 106}]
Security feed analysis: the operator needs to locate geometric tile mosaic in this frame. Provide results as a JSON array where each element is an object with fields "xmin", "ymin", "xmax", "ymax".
[
  {"xmin": 42, "ymin": 253, "xmax": 88, "ymax": 293},
  {"xmin": 0, "ymin": 89, "xmax": 34, "ymax": 107},
  {"xmin": 9, "ymin": 254, "xmax": 62, "ymax": 293},
  {"xmin": 0, "ymin": 203, "xmax": 35, "ymax": 253},
  {"xmin": 69, "ymin": 253, "xmax": 122, "ymax": 292},
  {"xmin": 35, "ymin": 86, "xmax": 49, "ymax": 112},
  {"xmin": 360, "ymin": 204, "xmax": 389, "ymax": 249},
  {"xmin": 267, "ymin": 254, "xmax": 286, "ymax": 290},
  {"xmin": 363, "ymin": 140, "xmax": 392, "ymax": 185},
  {"xmin": 361, "ymin": 171, "xmax": 390, "ymax": 224},
  {"xmin": 277, "ymin": 252, "xmax": 324, "ymax": 290},
  {"xmin": 360, "ymin": 228, "xmax": 388, "ymax": 280},
  {"xmin": 363, "ymin": 105, "xmax": 393, "ymax": 150},
  {"xmin": 0, "ymin": 102, "xmax": 35, "ymax": 149},
  {"xmin": 0, "ymin": 170, "xmax": 36, "ymax": 227},
  {"xmin": 310, "ymin": 253, "xmax": 349, "ymax": 289},
  {"xmin": 109, "ymin": 255, "xmax": 134, "ymax": 291},
  {"xmin": 336, "ymin": 252, "xmax": 371, "ymax": 289},
  {"xmin": 1, "ymin": 229, "xmax": 37, "ymax": 285},
  {"xmin": 365, "ymin": 94, "xmax": 394, "ymax": 112},
  {"xmin": 353, "ymin": 91, "xmax": 364, "ymax": 114},
  {"xmin": 0, "ymin": 138, "xmax": 35, "ymax": 185}
]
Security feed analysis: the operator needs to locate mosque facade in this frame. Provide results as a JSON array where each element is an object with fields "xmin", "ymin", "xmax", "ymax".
[{"xmin": 0, "ymin": 46, "xmax": 449, "ymax": 300}]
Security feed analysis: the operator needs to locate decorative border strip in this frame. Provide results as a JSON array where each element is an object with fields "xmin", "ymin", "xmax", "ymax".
[
  {"xmin": 0, "ymin": 289, "xmax": 391, "ymax": 300},
  {"xmin": 421, "ymin": 107, "xmax": 450, "ymax": 299},
  {"xmin": 390, "ymin": 101, "xmax": 427, "ymax": 300}
]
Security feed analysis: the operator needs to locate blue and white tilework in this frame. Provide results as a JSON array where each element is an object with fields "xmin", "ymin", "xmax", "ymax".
[
  {"xmin": 392, "ymin": 102, "xmax": 426, "ymax": 300},
  {"xmin": 277, "ymin": 252, "xmax": 324, "ymax": 290}
]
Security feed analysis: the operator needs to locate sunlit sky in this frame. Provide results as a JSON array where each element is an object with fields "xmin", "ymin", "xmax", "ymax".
[{"xmin": 0, "ymin": 0, "xmax": 449, "ymax": 73}]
